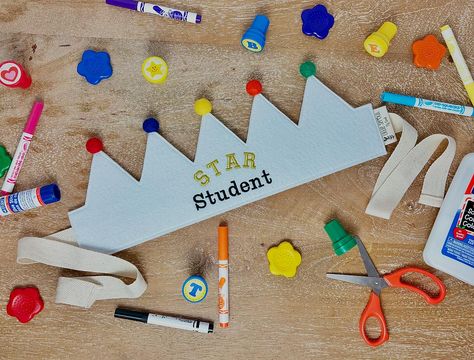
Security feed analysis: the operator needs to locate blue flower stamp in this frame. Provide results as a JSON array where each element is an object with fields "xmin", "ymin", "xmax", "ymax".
[
  {"xmin": 301, "ymin": 4, "xmax": 334, "ymax": 40},
  {"xmin": 77, "ymin": 50, "xmax": 113, "ymax": 85}
]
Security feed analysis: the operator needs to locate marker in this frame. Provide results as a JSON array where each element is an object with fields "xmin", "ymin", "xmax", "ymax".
[
  {"xmin": 218, "ymin": 224, "xmax": 229, "ymax": 328},
  {"xmin": 105, "ymin": 0, "xmax": 201, "ymax": 24},
  {"xmin": 381, "ymin": 92, "xmax": 474, "ymax": 117},
  {"xmin": 114, "ymin": 308, "xmax": 213, "ymax": 334},
  {"xmin": 0, "ymin": 184, "xmax": 61, "ymax": 217},
  {"xmin": 441, "ymin": 25, "xmax": 474, "ymax": 106},
  {"xmin": 1, "ymin": 101, "xmax": 44, "ymax": 196}
]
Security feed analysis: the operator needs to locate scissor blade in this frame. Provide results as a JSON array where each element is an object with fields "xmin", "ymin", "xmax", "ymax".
[
  {"xmin": 355, "ymin": 237, "xmax": 380, "ymax": 278},
  {"xmin": 326, "ymin": 273, "xmax": 388, "ymax": 292}
]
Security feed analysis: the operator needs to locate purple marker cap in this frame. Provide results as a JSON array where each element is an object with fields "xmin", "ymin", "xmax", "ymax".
[{"xmin": 105, "ymin": 0, "xmax": 138, "ymax": 11}]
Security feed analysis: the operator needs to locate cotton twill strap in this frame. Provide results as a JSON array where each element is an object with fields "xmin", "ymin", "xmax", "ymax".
[
  {"xmin": 366, "ymin": 113, "xmax": 456, "ymax": 219},
  {"xmin": 17, "ymin": 236, "xmax": 147, "ymax": 308}
]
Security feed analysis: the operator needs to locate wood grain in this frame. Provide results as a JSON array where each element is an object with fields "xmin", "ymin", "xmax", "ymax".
[{"xmin": 1, "ymin": 0, "xmax": 474, "ymax": 359}]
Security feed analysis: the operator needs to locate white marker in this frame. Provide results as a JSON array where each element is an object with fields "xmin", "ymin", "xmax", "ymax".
[{"xmin": 114, "ymin": 308, "xmax": 213, "ymax": 334}]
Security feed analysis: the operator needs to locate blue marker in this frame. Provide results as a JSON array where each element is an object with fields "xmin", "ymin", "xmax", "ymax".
[
  {"xmin": 241, "ymin": 15, "xmax": 270, "ymax": 53},
  {"xmin": 381, "ymin": 92, "xmax": 474, "ymax": 117}
]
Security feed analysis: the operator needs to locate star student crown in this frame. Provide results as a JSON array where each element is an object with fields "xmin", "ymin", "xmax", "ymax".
[{"xmin": 68, "ymin": 62, "xmax": 386, "ymax": 253}]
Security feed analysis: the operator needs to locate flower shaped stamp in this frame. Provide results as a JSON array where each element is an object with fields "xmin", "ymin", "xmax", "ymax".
[
  {"xmin": 0, "ymin": 145, "xmax": 12, "ymax": 178},
  {"xmin": 301, "ymin": 4, "xmax": 334, "ymax": 40},
  {"xmin": 412, "ymin": 35, "xmax": 446, "ymax": 70},
  {"xmin": 267, "ymin": 241, "xmax": 302, "ymax": 278},
  {"xmin": 77, "ymin": 49, "xmax": 113, "ymax": 85},
  {"xmin": 7, "ymin": 287, "xmax": 44, "ymax": 323}
]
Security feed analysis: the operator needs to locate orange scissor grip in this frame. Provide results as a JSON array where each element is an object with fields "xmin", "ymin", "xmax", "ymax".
[
  {"xmin": 359, "ymin": 292, "xmax": 389, "ymax": 347},
  {"xmin": 383, "ymin": 267, "xmax": 446, "ymax": 305}
]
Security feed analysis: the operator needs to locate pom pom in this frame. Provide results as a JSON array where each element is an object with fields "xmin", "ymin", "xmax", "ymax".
[
  {"xmin": 299, "ymin": 61, "xmax": 317, "ymax": 78},
  {"xmin": 86, "ymin": 138, "xmax": 103, "ymax": 154},
  {"xmin": 194, "ymin": 98, "xmax": 212, "ymax": 116},
  {"xmin": 143, "ymin": 118, "xmax": 160, "ymax": 133},
  {"xmin": 246, "ymin": 80, "xmax": 262, "ymax": 96}
]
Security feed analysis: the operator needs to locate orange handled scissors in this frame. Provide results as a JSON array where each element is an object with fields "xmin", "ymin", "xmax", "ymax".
[{"xmin": 327, "ymin": 237, "xmax": 446, "ymax": 347}]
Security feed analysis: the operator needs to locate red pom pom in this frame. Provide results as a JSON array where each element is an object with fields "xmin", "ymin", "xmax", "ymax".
[
  {"xmin": 86, "ymin": 138, "xmax": 103, "ymax": 154},
  {"xmin": 246, "ymin": 80, "xmax": 262, "ymax": 96}
]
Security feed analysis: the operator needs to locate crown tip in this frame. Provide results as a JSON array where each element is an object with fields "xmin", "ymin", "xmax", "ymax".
[
  {"xmin": 143, "ymin": 118, "xmax": 160, "ymax": 133},
  {"xmin": 86, "ymin": 138, "xmax": 103, "ymax": 154},
  {"xmin": 194, "ymin": 98, "xmax": 212, "ymax": 116},
  {"xmin": 299, "ymin": 61, "xmax": 317, "ymax": 78},
  {"xmin": 246, "ymin": 80, "xmax": 262, "ymax": 96}
]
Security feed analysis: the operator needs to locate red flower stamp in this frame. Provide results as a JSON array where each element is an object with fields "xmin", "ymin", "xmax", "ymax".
[{"xmin": 7, "ymin": 287, "xmax": 44, "ymax": 323}]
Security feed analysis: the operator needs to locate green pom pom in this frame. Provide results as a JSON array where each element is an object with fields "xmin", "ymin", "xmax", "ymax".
[{"xmin": 299, "ymin": 61, "xmax": 317, "ymax": 78}]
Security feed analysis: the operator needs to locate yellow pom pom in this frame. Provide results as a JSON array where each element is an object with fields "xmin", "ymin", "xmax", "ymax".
[{"xmin": 194, "ymin": 98, "xmax": 212, "ymax": 116}]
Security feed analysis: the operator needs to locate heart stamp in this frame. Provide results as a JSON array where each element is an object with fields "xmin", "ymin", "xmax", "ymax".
[
  {"xmin": 3, "ymin": 68, "xmax": 18, "ymax": 81},
  {"xmin": 0, "ymin": 63, "xmax": 20, "ymax": 84},
  {"xmin": 0, "ymin": 61, "xmax": 31, "ymax": 88}
]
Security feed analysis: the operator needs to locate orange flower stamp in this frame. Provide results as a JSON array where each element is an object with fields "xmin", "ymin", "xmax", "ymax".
[{"xmin": 412, "ymin": 34, "xmax": 447, "ymax": 70}]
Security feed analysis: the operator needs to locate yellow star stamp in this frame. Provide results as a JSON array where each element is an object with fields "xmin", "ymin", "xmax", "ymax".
[{"xmin": 142, "ymin": 56, "xmax": 168, "ymax": 84}]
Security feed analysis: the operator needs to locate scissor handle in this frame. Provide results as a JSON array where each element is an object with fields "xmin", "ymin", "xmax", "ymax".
[
  {"xmin": 383, "ymin": 267, "xmax": 446, "ymax": 304},
  {"xmin": 359, "ymin": 292, "xmax": 389, "ymax": 347}
]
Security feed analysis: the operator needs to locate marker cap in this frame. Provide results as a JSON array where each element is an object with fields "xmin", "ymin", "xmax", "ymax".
[
  {"xmin": 218, "ymin": 225, "xmax": 228, "ymax": 260},
  {"xmin": 105, "ymin": 0, "xmax": 137, "ymax": 11},
  {"xmin": 24, "ymin": 101, "xmax": 44, "ymax": 135},
  {"xmin": 114, "ymin": 308, "xmax": 148, "ymax": 323},
  {"xmin": 39, "ymin": 184, "xmax": 61, "ymax": 205}
]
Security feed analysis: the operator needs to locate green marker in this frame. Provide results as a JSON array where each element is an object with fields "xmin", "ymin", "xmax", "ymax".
[{"xmin": 324, "ymin": 219, "xmax": 357, "ymax": 256}]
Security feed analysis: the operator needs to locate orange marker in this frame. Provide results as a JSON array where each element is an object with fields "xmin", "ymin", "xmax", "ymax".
[{"xmin": 218, "ymin": 224, "xmax": 229, "ymax": 328}]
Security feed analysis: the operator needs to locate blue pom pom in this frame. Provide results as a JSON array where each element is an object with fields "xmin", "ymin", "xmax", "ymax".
[{"xmin": 143, "ymin": 118, "xmax": 160, "ymax": 133}]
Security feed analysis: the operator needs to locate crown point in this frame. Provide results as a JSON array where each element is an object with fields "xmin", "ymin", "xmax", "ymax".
[
  {"xmin": 246, "ymin": 80, "xmax": 262, "ymax": 96},
  {"xmin": 143, "ymin": 118, "xmax": 160, "ymax": 133},
  {"xmin": 86, "ymin": 138, "xmax": 103, "ymax": 154},
  {"xmin": 299, "ymin": 61, "xmax": 317, "ymax": 78},
  {"xmin": 194, "ymin": 98, "xmax": 212, "ymax": 116}
]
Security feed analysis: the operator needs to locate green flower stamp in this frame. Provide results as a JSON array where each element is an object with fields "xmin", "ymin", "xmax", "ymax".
[{"xmin": 0, "ymin": 145, "xmax": 12, "ymax": 178}]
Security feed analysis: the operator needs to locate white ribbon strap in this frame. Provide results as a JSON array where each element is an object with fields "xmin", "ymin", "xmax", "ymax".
[
  {"xmin": 366, "ymin": 113, "xmax": 456, "ymax": 219},
  {"xmin": 17, "ymin": 236, "xmax": 147, "ymax": 308}
]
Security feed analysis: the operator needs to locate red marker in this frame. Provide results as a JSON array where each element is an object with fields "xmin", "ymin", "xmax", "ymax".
[{"xmin": 0, "ymin": 60, "xmax": 32, "ymax": 89}]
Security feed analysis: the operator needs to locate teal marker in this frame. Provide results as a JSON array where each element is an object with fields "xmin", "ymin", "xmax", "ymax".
[{"xmin": 381, "ymin": 92, "xmax": 474, "ymax": 117}]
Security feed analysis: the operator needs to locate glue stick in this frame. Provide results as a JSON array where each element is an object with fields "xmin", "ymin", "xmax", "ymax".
[
  {"xmin": 423, "ymin": 153, "xmax": 474, "ymax": 285},
  {"xmin": 0, "ymin": 184, "xmax": 61, "ymax": 216}
]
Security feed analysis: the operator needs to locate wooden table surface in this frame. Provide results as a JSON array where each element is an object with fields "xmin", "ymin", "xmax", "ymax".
[{"xmin": 1, "ymin": 0, "xmax": 474, "ymax": 359}]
